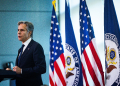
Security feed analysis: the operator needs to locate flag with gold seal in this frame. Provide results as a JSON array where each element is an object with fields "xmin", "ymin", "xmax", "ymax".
[{"xmin": 104, "ymin": 0, "xmax": 120, "ymax": 85}]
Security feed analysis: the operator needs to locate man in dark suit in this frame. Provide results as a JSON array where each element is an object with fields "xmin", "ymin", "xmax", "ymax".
[{"xmin": 7, "ymin": 21, "xmax": 46, "ymax": 86}]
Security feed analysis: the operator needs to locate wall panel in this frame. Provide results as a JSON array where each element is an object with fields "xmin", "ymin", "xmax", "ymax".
[{"xmin": 0, "ymin": 0, "xmax": 54, "ymax": 85}]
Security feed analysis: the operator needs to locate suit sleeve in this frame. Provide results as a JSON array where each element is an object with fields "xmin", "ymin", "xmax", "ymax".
[{"xmin": 22, "ymin": 43, "xmax": 46, "ymax": 75}]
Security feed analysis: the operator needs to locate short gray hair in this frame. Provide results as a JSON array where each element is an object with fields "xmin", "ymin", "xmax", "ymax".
[{"xmin": 18, "ymin": 21, "xmax": 34, "ymax": 38}]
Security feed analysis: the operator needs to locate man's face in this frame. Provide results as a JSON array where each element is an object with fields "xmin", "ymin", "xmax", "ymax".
[{"xmin": 17, "ymin": 24, "xmax": 31, "ymax": 43}]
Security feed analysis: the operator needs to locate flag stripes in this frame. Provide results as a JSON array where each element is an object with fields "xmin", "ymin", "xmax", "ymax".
[
  {"xmin": 81, "ymin": 52, "xmax": 94, "ymax": 86},
  {"xmin": 81, "ymin": 39, "xmax": 104, "ymax": 86},
  {"xmin": 81, "ymin": 64, "xmax": 89, "ymax": 86},
  {"xmin": 89, "ymin": 40, "xmax": 104, "ymax": 85},
  {"xmin": 82, "ymin": 49, "xmax": 100, "ymax": 86},
  {"xmin": 54, "ymin": 58, "xmax": 66, "ymax": 85},
  {"xmin": 49, "ymin": 74, "xmax": 54, "ymax": 86},
  {"xmin": 60, "ymin": 54, "xmax": 66, "ymax": 68}
]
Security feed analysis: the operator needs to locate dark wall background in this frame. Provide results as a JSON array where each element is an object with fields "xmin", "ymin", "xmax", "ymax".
[{"xmin": 0, "ymin": 0, "xmax": 57, "ymax": 85}]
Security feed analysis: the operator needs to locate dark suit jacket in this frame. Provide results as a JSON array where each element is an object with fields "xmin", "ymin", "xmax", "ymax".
[{"xmin": 15, "ymin": 39, "xmax": 46, "ymax": 86}]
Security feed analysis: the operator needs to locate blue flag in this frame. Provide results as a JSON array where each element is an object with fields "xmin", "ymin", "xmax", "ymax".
[
  {"xmin": 64, "ymin": 0, "xmax": 83, "ymax": 86},
  {"xmin": 104, "ymin": 0, "xmax": 120, "ymax": 85}
]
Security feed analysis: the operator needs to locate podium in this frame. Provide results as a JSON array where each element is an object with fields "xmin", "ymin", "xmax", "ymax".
[{"xmin": 0, "ymin": 69, "xmax": 16, "ymax": 82}]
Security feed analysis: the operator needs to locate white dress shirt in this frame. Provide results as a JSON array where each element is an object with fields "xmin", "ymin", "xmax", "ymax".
[{"xmin": 22, "ymin": 38, "xmax": 32, "ymax": 53}]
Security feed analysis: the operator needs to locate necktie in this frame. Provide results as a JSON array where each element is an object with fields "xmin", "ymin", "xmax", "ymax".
[{"xmin": 18, "ymin": 44, "xmax": 24, "ymax": 65}]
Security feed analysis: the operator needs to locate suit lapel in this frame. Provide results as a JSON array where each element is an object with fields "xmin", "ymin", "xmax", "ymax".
[
  {"xmin": 16, "ymin": 49, "xmax": 21, "ymax": 66},
  {"xmin": 18, "ymin": 39, "xmax": 34, "ymax": 66}
]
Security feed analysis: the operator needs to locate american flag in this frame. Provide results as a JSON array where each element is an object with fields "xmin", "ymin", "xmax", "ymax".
[
  {"xmin": 79, "ymin": 0, "xmax": 104, "ymax": 86},
  {"xmin": 49, "ymin": 6, "xmax": 66, "ymax": 86}
]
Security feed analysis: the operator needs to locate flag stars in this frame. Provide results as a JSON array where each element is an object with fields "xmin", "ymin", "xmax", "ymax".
[
  {"xmin": 60, "ymin": 47, "xmax": 62, "ymax": 50},
  {"xmin": 82, "ymin": 27, "xmax": 84, "ymax": 30},
  {"xmin": 58, "ymin": 35, "xmax": 60, "ymax": 38},
  {"xmin": 55, "ymin": 52, "xmax": 57, "ymax": 55},
  {"xmin": 80, "ymin": 19, "xmax": 81, "ymax": 22},
  {"xmin": 81, "ymin": 5, "xmax": 83, "ymax": 8},
  {"xmin": 56, "ymin": 22, "xmax": 59, "ymax": 25},
  {"xmin": 52, "ymin": 45, "xmax": 54, "ymax": 48},
  {"xmin": 53, "ymin": 40, "xmax": 55, "ymax": 42},
  {"xmin": 82, "ymin": 48, "xmax": 83, "ymax": 50},
  {"xmin": 51, "ymin": 21, "xmax": 54, "ymax": 24},
  {"xmin": 86, "ymin": 35, "xmax": 88, "ymax": 38},
  {"xmin": 89, "ymin": 30, "xmax": 91, "ymax": 32},
  {"xmin": 86, "ymin": 28, "xmax": 88, "ymax": 31},
  {"xmin": 55, "ymin": 28, "xmax": 57, "ymax": 31},
  {"xmin": 51, "ymin": 27, "xmax": 53, "ymax": 29},
  {"xmin": 52, "ymin": 57, "xmax": 54, "ymax": 60},
  {"xmin": 53, "ymin": 15, "xmax": 55, "ymax": 18},
  {"xmin": 87, "ymin": 15, "xmax": 90, "ymax": 18},
  {"xmin": 85, "ymin": 42, "xmax": 87, "ymax": 45},
  {"xmin": 56, "ymin": 47, "xmax": 58, "ymax": 49},
  {"xmin": 51, "ymin": 63, "xmax": 53, "ymax": 66},
  {"xmin": 80, "ymin": 12, "xmax": 82, "ymax": 15},
  {"xmin": 82, "ymin": 34, "xmax": 84, "ymax": 37},
  {"xmin": 54, "ymin": 34, "xmax": 56, "ymax": 37},
  {"xmin": 87, "ymin": 22, "xmax": 89, "ymax": 25},
  {"xmin": 83, "ymin": 20, "xmax": 85, "ymax": 23},
  {"xmin": 89, "ymin": 37, "xmax": 91, "ymax": 39},
  {"xmin": 57, "ymin": 41, "xmax": 59, "ymax": 44},
  {"xmin": 84, "ymin": 14, "xmax": 86, "ymax": 17},
  {"xmin": 82, "ymin": 41, "xmax": 84, "ymax": 44}
]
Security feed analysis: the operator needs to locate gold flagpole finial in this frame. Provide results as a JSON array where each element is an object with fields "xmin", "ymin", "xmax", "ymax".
[{"xmin": 52, "ymin": 0, "xmax": 56, "ymax": 11}]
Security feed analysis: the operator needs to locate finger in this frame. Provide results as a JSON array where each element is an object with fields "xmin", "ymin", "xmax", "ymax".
[
  {"xmin": 14, "ymin": 66, "xmax": 17, "ymax": 68},
  {"xmin": 6, "ymin": 68, "xmax": 11, "ymax": 70},
  {"xmin": 13, "ymin": 68, "xmax": 16, "ymax": 71}
]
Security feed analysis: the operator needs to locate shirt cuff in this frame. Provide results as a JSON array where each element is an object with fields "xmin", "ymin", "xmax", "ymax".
[{"xmin": 21, "ymin": 69, "xmax": 22, "ymax": 74}]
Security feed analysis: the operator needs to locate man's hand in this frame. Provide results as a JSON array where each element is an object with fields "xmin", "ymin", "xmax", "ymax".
[
  {"xmin": 6, "ymin": 68, "xmax": 12, "ymax": 71},
  {"xmin": 13, "ymin": 66, "xmax": 21, "ymax": 74}
]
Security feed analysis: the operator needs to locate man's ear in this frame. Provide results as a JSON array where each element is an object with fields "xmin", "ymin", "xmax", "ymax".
[{"xmin": 29, "ymin": 31, "xmax": 32, "ymax": 36}]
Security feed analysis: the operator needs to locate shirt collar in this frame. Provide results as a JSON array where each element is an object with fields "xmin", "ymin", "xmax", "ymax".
[{"xmin": 23, "ymin": 38, "xmax": 32, "ymax": 47}]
